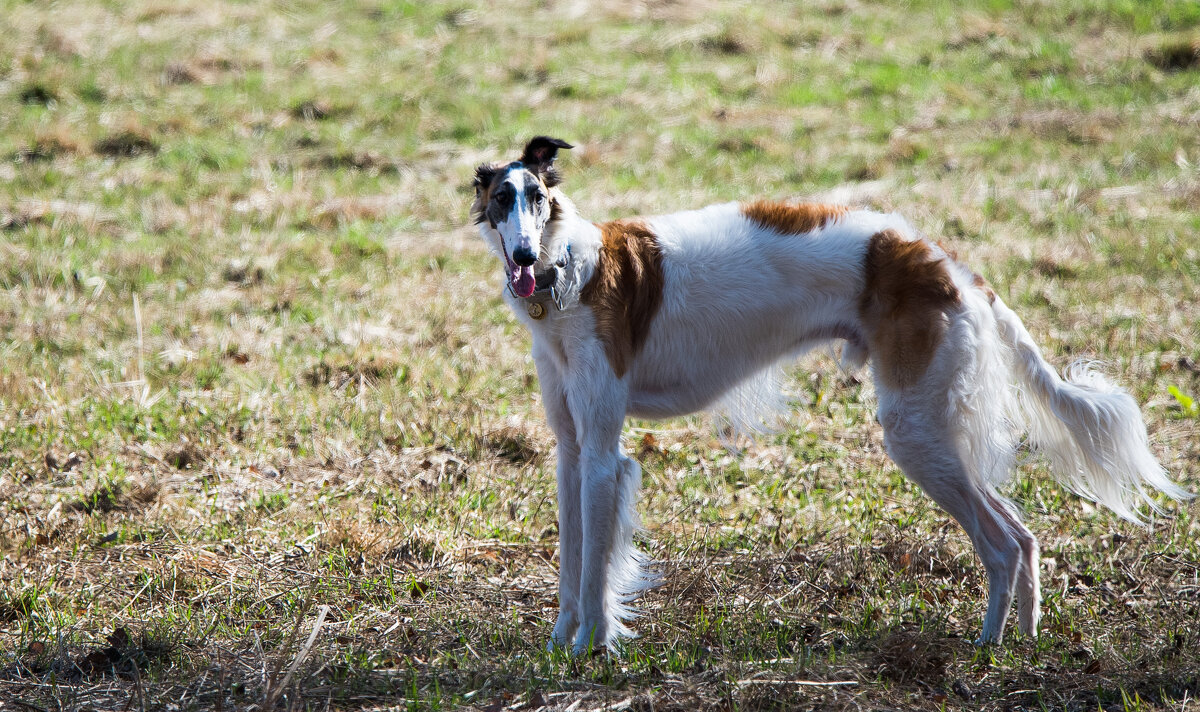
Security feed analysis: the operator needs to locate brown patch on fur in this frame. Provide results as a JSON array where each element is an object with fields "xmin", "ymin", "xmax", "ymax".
[
  {"xmin": 936, "ymin": 240, "xmax": 960, "ymax": 261},
  {"xmin": 939, "ymin": 240, "xmax": 995, "ymax": 303},
  {"xmin": 972, "ymin": 272, "xmax": 996, "ymax": 304},
  {"xmin": 741, "ymin": 200, "xmax": 848, "ymax": 235},
  {"xmin": 580, "ymin": 219, "xmax": 665, "ymax": 378},
  {"xmin": 859, "ymin": 230, "xmax": 960, "ymax": 390}
]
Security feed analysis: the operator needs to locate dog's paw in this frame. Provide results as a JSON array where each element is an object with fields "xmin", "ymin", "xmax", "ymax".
[
  {"xmin": 1016, "ymin": 608, "xmax": 1040, "ymax": 638},
  {"xmin": 548, "ymin": 615, "xmax": 578, "ymax": 651},
  {"xmin": 571, "ymin": 621, "xmax": 609, "ymax": 656},
  {"xmin": 570, "ymin": 639, "xmax": 608, "ymax": 657}
]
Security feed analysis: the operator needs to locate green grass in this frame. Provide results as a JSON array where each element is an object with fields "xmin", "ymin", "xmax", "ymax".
[{"xmin": 1, "ymin": 0, "xmax": 1199, "ymax": 709}]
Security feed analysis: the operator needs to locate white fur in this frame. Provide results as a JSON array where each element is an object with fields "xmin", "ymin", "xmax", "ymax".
[{"xmin": 478, "ymin": 175, "xmax": 1190, "ymax": 651}]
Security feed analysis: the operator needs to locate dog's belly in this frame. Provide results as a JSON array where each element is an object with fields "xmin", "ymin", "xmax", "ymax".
[
  {"xmin": 625, "ymin": 311, "xmax": 862, "ymax": 420},
  {"xmin": 627, "ymin": 380, "xmax": 721, "ymax": 419},
  {"xmin": 616, "ymin": 208, "xmax": 878, "ymax": 419}
]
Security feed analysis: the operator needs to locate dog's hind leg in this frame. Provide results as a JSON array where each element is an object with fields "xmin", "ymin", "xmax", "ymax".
[
  {"xmin": 877, "ymin": 389, "xmax": 1031, "ymax": 644},
  {"xmin": 946, "ymin": 289, "xmax": 1043, "ymax": 637},
  {"xmin": 535, "ymin": 350, "xmax": 583, "ymax": 650},
  {"xmin": 987, "ymin": 488, "xmax": 1040, "ymax": 636}
]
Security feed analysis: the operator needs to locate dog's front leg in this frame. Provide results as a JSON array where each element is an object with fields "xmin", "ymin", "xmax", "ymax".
[
  {"xmin": 565, "ymin": 371, "xmax": 628, "ymax": 654},
  {"xmin": 535, "ymin": 350, "xmax": 582, "ymax": 650},
  {"xmin": 549, "ymin": 438, "xmax": 583, "ymax": 650}
]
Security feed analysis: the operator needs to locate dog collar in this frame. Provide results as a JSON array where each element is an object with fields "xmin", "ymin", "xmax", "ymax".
[{"xmin": 506, "ymin": 247, "xmax": 577, "ymax": 320}]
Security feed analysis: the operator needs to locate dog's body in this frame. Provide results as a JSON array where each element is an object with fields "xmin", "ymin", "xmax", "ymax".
[{"xmin": 472, "ymin": 137, "xmax": 1189, "ymax": 653}]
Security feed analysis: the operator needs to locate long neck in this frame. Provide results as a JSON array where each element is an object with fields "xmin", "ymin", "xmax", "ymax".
[
  {"xmin": 542, "ymin": 188, "xmax": 592, "ymax": 264},
  {"xmin": 539, "ymin": 191, "xmax": 603, "ymax": 303}
]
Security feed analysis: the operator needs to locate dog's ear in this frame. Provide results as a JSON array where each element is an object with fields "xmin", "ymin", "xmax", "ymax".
[
  {"xmin": 472, "ymin": 162, "xmax": 503, "ymax": 224},
  {"xmin": 520, "ymin": 137, "xmax": 572, "ymax": 188},
  {"xmin": 520, "ymin": 136, "xmax": 573, "ymax": 169},
  {"xmin": 473, "ymin": 162, "xmax": 502, "ymax": 195}
]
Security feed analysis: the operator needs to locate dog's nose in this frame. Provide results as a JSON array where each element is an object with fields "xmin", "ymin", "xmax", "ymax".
[{"xmin": 512, "ymin": 246, "xmax": 537, "ymax": 266}]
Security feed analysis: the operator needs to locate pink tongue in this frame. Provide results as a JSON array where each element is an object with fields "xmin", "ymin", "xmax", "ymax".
[{"xmin": 511, "ymin": 266, "xmax": 536, "ymax": 298}]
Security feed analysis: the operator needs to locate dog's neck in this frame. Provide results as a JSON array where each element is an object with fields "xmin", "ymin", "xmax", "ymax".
[{"xmin": 539, "ymin": 191, "xmax": 582, "ymax": 265}]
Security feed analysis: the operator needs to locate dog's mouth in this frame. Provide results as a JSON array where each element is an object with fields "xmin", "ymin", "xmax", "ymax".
[
  {"xmin": 507, "ymin": 259, "xmax": 536, "ymax": 298},
  {"xmin": 501, "ymin": 236, "xmax": 538, "ymax": 298}
]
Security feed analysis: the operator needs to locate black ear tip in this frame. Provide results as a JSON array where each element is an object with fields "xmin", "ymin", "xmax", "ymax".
[
  {"xmin": 529, "ymin": 135, "xmax": 573, "ymax": 150},
  {"xmin": 522, "ymin": 136, "xmax": 574, "ymax": 165}
]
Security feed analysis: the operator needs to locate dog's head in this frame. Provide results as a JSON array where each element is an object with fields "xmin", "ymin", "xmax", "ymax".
[{"xmin": 472, "ymin": 136, "xmax": 573, "ymax": 298}]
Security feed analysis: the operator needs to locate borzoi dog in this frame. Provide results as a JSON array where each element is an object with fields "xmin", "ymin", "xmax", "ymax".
[{"xmin": 471, "ymin": 136, "xmax": 1189, "ymax": 652}]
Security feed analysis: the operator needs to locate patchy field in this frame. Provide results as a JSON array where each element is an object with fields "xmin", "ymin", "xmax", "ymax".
[{"xmin": 2, "ymin": 0, "xmax": 1200, "ymax": 710}]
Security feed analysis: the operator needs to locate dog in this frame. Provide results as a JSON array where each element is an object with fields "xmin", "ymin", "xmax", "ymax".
[{"xmin": 471, "ymin": 136, "xmax": 1191, "ymax": 653}]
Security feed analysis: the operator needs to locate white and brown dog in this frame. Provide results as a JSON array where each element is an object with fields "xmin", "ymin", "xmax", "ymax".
[{"xmin": 471, "ymin": 136, "xmax": 1189, "ymax": 653}]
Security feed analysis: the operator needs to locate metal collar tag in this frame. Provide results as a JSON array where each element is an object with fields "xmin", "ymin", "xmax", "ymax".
[{"xmin": 508, "ymin": 264, "xmax": 569, "ymax": 319}]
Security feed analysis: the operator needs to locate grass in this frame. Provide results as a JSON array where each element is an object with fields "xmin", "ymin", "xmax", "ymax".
[{"xmin": 1, "ymin": 0, "xmax": 1199, "ymax": 709}]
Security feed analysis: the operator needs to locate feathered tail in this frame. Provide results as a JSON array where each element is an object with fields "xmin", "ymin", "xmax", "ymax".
[{"xmin": 988, "ymin": 297, "xmax": 1192, "ymax": 521}]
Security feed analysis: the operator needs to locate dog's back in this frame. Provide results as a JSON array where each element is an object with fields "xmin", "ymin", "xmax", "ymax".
[{"xmin": 623, "ymin": 202, "xmax": 914, "ymax": 419}]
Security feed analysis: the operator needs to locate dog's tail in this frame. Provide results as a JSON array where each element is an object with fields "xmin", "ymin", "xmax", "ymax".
[
  {"xmin": 605, "ymin": 456, "xmax": 658, "ymax": 642},
  {"xmin": 987, "ymin": 295, "xmax": 1192, "ymax": 520}
]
